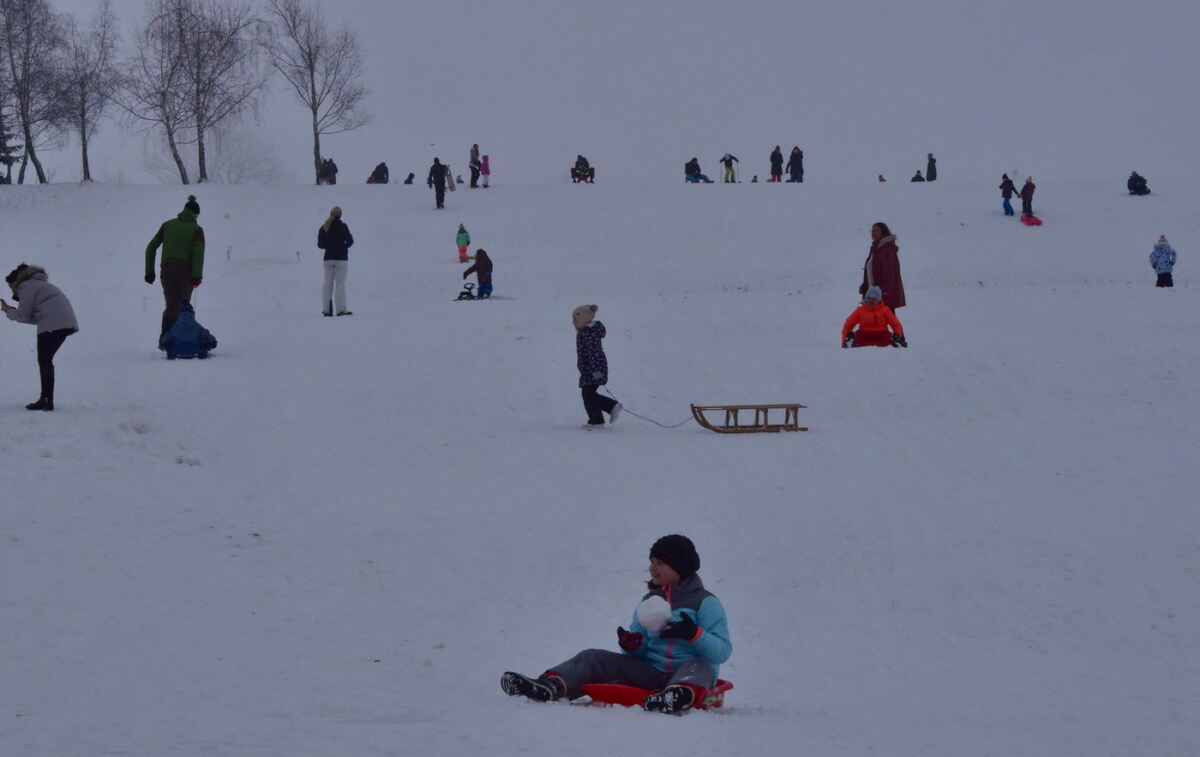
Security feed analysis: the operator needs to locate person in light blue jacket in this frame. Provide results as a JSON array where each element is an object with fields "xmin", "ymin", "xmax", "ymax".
[
  {"xmin": 1149, "ymin": 235, "xmax": 1176, "ymax": 288},
  {"xmin": 502, "ymin": 534, "xmax": 732, "ymax": 714}
]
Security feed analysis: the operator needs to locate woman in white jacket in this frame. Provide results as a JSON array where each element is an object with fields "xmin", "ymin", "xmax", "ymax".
[{"xmin": 2, "ymin": 264, "xmax": 79, "ymax": 411}]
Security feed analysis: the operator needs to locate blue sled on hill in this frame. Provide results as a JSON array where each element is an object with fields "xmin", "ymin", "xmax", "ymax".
[{"xmin": 159, "ymin": 303, "xmax": 217, "ymax": 359}]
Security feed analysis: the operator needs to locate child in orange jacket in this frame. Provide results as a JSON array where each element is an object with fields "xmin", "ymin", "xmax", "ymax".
[{"xmin": 843, "ymin": 286, "xmax": 906, "ymax": 348}]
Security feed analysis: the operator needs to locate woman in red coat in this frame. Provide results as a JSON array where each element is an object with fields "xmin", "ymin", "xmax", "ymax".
[{"xmin": 859, "ymin": 222, "xmax": 906, "ymax": 310}]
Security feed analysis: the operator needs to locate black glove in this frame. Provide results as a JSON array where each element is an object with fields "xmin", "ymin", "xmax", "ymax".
[
  {"xmin": 892, "ymin": 334, "xmax": 907, "ymax": 348},
  {"xmin": 145, "ymin": 272, "xmax": 155, "ymax": 285},
  {"xmin": 843, "ymin": 333, "xmax": 854, "ymax": 348},
  {"xmin": 659, "ymin": 614, "xmax": 698, "ymax": 641},
  {"xmin": 462, "ymin": 270, "xmax": 469, "ymax": 279},
  {"xmin": 617, "ymin": 626, "xmax": 643, "ymax": 651}
]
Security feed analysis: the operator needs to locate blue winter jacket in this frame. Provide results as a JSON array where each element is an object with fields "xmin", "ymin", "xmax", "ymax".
[
  {"xmin": 159, "ymin": 305, "xmax": 217, "ymax": 358},
  {"xmin": 576, "ymin": 321, "xmax": 608, "ymax": 387},
  {"xmin": 1150, "ymin": 243, "xmax": 1176, "ymax": 274},
  {"xmin": 624, "ymin": 574, "xmax": 732, "ymax": 679}
]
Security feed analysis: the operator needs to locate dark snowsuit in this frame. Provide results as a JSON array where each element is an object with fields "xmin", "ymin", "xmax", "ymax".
[
  {"xmin": 158, "ymin": 304, "xmax": 216, "ymax": 359},
  {"xmin": 999, "ymin": 177, "xmax": 1017, "ymax": 215},
  {"xmin": 769, "ymin": 148, "xmax": 783, "ymax": 181},
  {"xmin": 427, "ymin": 161, "xmax": 448, "ymax": 208},
  {"xmin": 1128, "ymin": 174, "xmax": 1150, "ymax": 195},
  {"xmin": 469, "ymin": 146, "xmax": 481, "ymax": 188},
  {"xmin": 911, "ymin": 172, "xmax": 925, "ymax": 182},
  {"xmin": 370, "ymin": 163, "xmax": 389, "ymax": 184},
  {"xmin": 786, "ymin": 149, "xmax": 804, "ymax": 182},
  {"xmin": 1020, "ymin": 181, "xmax": 1036, "ymax": 216},
  {"xmin": 577, "ymin": 321, "xmax": 616, "ymax": 425},
  {"xmin": 926, "ymin": 155, "xmax": 937, "ymax": 181}
]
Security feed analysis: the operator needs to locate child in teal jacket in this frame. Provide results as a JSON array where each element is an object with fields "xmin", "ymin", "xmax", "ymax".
[
  {"xmin": 456, "ymin": 224, "xmax": 471, "ymax": 263},
  {"xmin": 502, "ymin": 535, "xmax": 732, "ymax": 714}
]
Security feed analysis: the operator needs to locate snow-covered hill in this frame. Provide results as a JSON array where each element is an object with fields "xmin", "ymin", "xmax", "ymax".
[{"xmin": 1, "ymin": 179, "xmax": 1196, "ymax": 756}]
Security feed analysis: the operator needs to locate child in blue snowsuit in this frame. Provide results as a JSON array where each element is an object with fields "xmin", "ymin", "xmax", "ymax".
[
  {"xmin": 501, "ymin": 534, "xmax": 733, "ymax": 714},
  {"xmin": 158, "ymin": 303, "xmax": 217, "ymax": 358},
  {"xmin": 1150, "ymin": 235, "xmax": 1177, "ymax": 288}
]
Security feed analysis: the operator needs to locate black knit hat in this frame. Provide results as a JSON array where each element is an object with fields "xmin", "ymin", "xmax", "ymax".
[
  {"xmin": 5, "ymin": 263, "xmax": 28, "ymax": 285},
  {"xmin": 184, "ymin": 194, "xmax": 200, "ymax": 214},
  {"xmin": 649, "ymin": 534, "xmax": 700, "ymax": 578}
]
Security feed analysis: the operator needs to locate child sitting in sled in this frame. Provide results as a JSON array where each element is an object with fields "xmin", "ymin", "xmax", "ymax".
[
  {"xmin": 502, "ymin": 534, "xmax": 732, "ymax": 714},
  {"xmin": 842, "ymin": 285, "xmax": 906, "ymax": 348}
]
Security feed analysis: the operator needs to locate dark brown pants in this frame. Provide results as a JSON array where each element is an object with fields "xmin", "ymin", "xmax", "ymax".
[{"xmin": 160, "ymin": 260, "xmax": 194, "ymax": 336}]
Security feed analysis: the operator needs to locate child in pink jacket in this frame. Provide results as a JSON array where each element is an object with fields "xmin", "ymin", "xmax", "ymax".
[{"xmin": 481, "ymin": 155, "xmax": 490, "ymax": 188}]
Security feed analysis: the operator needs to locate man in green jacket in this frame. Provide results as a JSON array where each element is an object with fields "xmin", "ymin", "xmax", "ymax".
[{"xmin": 145, "ymin": 195, "xmax": 206, "ymax": 336}]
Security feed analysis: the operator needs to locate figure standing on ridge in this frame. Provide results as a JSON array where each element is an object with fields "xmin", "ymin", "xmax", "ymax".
[
  {"xmin": 427, "ymin": 158, "xmax": 448, "ymax": 209},
  {"xmin": 1127, "ymin": 171, "xmax": 1150, "ymax": 196},
  {"xmin": 2, "ymin": 264, "xmax": 78, "ymax": 411},
  {"xmin": 318, "ymin": 157, "xmax": 338, "ymax": 185},
  {"xmin": 501, "ymin": 534, "xmax": 732, "ymax": 714},
  {"xmin": 145, "ymin": 195, "xmax": 205, "ymax": 337},
  {"xmin": 786, "ymin": 147, "xmax": 804, "ymax": 182},
  {"xmin": 1019, "ymin": 177, "xmax": 1036, "ymax": 218},
  {"xmin": 318, "ymin": 206, "xmax": 353, "ymax": 316},
  {"xmin": 469, "ymin": 144, "xmax": 482, "ymax": 188},
  {"xmin": 368, "ymin": 162, "xmax": 389, "ymax": 184},
  {"xmin": 719, "ymin": 153, "xmax": 739, "ymax": 183},
  {"xmin": 999, "ymin": 173, "xmax": 1017, "ymax": 216},
  {"xmin": 926, "ymin": 153, "xmax": 937, "ymax": 182},
  {"xmin": 768, "ymin": 146, "xmax": 783, "ymax": 182},
  {"xmin": 1149, "ymin": 235, "xmax": 1176, "ymax": 288},
  {"xmin": 859, "ymin": 222, "xmax": 906, "ymax": 311}
]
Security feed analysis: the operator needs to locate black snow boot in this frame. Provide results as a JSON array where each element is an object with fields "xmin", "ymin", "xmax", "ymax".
[
  {"xmin": 641, "ymin": 684, "xmax": 695, "ymax": 714},
  {"xmin": 26, "ymin": 397, "xmax": 54, "ymax": 411},
  {"xmin": 501, "ymin": 672, "xmax": 563, "ymax": 702}
]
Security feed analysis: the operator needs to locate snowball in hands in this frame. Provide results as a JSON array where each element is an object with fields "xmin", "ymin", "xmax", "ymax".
[{"xmin": 636, "ymin": 595, "xmax": 672, "ymax": 632}]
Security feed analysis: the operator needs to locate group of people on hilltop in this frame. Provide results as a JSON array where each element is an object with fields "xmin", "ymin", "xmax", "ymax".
[
  {"xmin": 911, "ymin": 153, "xmax": 938, "ymax": 182},
  {"xmin": 468, "ymin": 144, "xmax": 491, "ymax": 188},
  {"xmin": 317, "ymin": 157, "xmax": 339, "ymax": 185},
  {"xmin": 997, "ymin": 174, "xmax": 1036, "ymax": 217}
]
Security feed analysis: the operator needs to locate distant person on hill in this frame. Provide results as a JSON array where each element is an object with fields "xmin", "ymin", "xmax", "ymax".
[
  {"xmin": 751, "ymin": 175, "xmax": 759, "ymax": 183},
  {"xmin": 999, "ymin": 174, "xmax": 1017, "ymax": 216},
  {"xmin": 910, "ymin": 170, "xmax": 925, "ymax": 182},
  {"xmin": 926, "ymin": 153, "xmax": 937, "ymax": 181},
  {"xmin": 502, "ymin": 534, "xmax": 732, "ymax": 714},
  {"xmin": 317, "ymin": 206, "xmax": 353, "ymax": 316},
  {"xmin": 145, "ymin": 194, "xmax": 205, "ymax": 337},
  {"xmin": 469, "ymin": 144, "xmax": 481, "ymax": 188},
  {"xmin": 1019, "ymin": 177, "xmax": 1036, "ymax": 217},
  {"xmin": 860, "ymin": 222, "xmax": 906, "ymax": 310},
  {"xmin": 572, "ymin": 304, "xmax": 622, "ymax": 426},
  {"xmin": 842, "ymin": 285, "xmax": 906, "ymax": 348},
  {"xmin": 463, "ymin": 248, "xmax": 493, "ymax": 298},
  {"xmin": 427, "ymin": 158, "xmax": 448, "ymax": 209},
  {"xmin": 719, "ymin": 153, "xmax": 739, "ymax": 183},
  {"xmin": 769, "ymin": 146, "xmax": 784, "ymax": 182},
  {"xmin": 684, "ymin": 158, "xmax": 713, "ymax": 183},
  {"xmin": 2, "ymin": 264, "xmax": 78, "ymax": 411},
  {"xmin": 1149, "ymin": 235, "xmax": 1176, "ymax": 288},
  {"xmin": 571, "ymin": 155, "xmax": 595, "ymax": 183},
  {"xmin": 369, "ymin": 162, "xmax": 389, "ymax": 184},
  {"xmin": 878, "ymin": 174, "xmax": 887, "ymax": 182},
  {"xmin": 456, "ymin": 223, "xmax": 471, "ymax": 263},
  {"xmin": 786, "ymin": 147, "xmax": 804, "ymax": 182},
  {"xmin": 1127, "ymin": 171, "xmax": 1150, "ymax": 196},
  {"xmin": 481, "ymin": 155, "xmax": 490, "ymax": 187},
  {"xmin": 403, "ymin": 172, "xmax": 415, "ymax": 185},
  {"xmin": 319, "ymin": 157, "xmax": 338, "ymax": 185}
]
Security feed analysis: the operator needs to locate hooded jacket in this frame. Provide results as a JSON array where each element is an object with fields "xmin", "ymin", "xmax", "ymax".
[
  {"xmin": 463, "ymin": 250, "xmax": 492, "ymax": 283},
  {"xmin": 576, "ymin": 321, "xmax": 608, "ymax": 387},
  {"xmin": 158, "ymin": 305, "xmax": 217, "ymax": 358},
  {"xmin": 999, "ymin": 177, "xmax": 1016, "ymax": 198},
  {"xmin": 860, "ymin": 235, "xmax": 906, "ymax": 310},
  {"xmin": 842, "ymin": 301, "xmax": 903, "ymax": 341},
  {"xmin": 5, "ymin": 268, "xmax": 79, "ymax": 334},
  {"xmin": 456, "ymin": 226, "xmax": 471, "ymax": 247},
  {"xmin": 146, "ymin": 209, "xmax": 206, "ymax": 279},
  {"xmin": 1150, "ymin": 242, "xmax": 1176, "ymax": 274},
  {"xmin": 624, "ymin": 574, "xmax": 732, "ymax": 678}
]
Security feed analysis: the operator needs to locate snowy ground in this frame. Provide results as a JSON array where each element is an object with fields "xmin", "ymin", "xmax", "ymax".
[{"xmin": 1, "ymin": 178, "xmax": 1197, "ymax": 756}]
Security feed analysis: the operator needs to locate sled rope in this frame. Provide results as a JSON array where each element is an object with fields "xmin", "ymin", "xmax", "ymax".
[{"xmin": 600, "ymin": 387, "xmax": 695, "ymax": 429}]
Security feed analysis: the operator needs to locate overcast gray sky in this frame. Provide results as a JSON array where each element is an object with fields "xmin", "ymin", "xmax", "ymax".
[{"xmin": 41, "ymin": 0, "xmax": 1200, "ymax": 184}]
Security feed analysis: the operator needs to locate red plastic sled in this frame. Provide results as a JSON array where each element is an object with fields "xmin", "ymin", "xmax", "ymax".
[
  {"xmin": 579, "ymin": 679, "xmax": 734, "ymax": 709},
  {"xmin": 1020, "ymin": 214, "xmax": 1043, "ymax": 226}
]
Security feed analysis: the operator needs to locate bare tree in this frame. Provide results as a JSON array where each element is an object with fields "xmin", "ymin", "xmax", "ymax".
[
  {"xmin": 182, "ymin": 0, "xmax": 266, "ymax": 182},
  {"xmin": 62, "ymin": 0, "xmax": 120, "ymax": 182},
  {"xmin": 115, "ymin": 0, "xmax": 194, "ymax": 184},
  {"xmin": 0, "ymin": 0, "xmax": 69, "ymax": 184},
  {"xmin": 265, "ymin": 0, "xmax": 369, "ymax": 184}
]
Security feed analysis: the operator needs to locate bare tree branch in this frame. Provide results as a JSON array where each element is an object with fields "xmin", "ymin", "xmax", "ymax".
[
  {"xmin": 62, "ymin": 0, "xmax": 120, "ymax": 182},
  {"xmin": 0, "ymin": 0, "xmax": 69, "ymax": 184}
]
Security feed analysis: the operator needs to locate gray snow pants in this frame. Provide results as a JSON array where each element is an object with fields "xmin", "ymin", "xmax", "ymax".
[{"xmin": 546, "ymin": 649, "xmax": 715, "ymax": 700}]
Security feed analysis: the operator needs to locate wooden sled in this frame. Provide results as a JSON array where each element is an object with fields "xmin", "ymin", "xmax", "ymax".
[{"xmin": 691, "ymin": 404, "xmax": 807, "ymax": 433}]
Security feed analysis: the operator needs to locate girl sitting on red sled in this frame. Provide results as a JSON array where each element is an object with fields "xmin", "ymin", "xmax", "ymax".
[
  {"xmin": 843, "ymin": 285, "xmax": 907, "ymax": 348},
  {"xmin": 502, "ymin": 534, "xmax": 732, "ymax": 714}
]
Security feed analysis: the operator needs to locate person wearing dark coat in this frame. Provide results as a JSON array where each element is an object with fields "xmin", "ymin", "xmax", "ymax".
[
  {"xmin": 1019, "ymin": 177, "xmax": 1036, "ymax": 217},
  {"xmin": 573, "ymin": 304, "xmax": 621, "ymax": 426},
  {"xmin": 572, "ymin": 155, "xmax": 595, "ymax": 183},
  {"xmin": 999, "ymin": 174, "xmax": 1017, "ymax": 216},
  {"xmin": 859, "ymin": 222, "xmax": 906, "ymax": 311},
  {"xmin": 403, "ymin": 172, "xmax": 415, "ymax": 185},
  {"xmin": 463, "ymin": 249, "xmax": 493, "ymax": 298},
  {"xmin": 2, "ymin": 264, "xmax": 78, "ymax": 411},
  {"xmin": 319, "ymin": 157, "xmax": 338, "ymax": 185},
  {"xmin": 769, "ymin": 146, "xmax": 784, "ymax": 182},
  {"xmin": 369, "ymin": 162, "xmax": 389, "ymax": 184},
  {"xmin": 786, "ymin": 147, "xmax": 804, "ymax": 182},
  {"xmin": 317, "ymin": 206, "xmax": 354, "ymax": 316},
  {"xmin": 910, "ymin": 171, "xmax": 925, "ymax": 182},
  {"xmin": 427, "ymin": 158, "xmax": 448, "ymax": 209},
  {"xmin": 684, "ymin": 158, "xmax": 712, "ymax": 183},
  {"xmin": 718, "ymin": 153, "xmax": 739, "ymax": 183},
  {"xmin": 926, "ymin": 153, "xmax": 937, "ymax": 181},
  {"xmin": 1127, "ymin": 172, "xmax": 1150, "ymax": 196},
  {"xmin": 469, "ymin": 144, "xmax": 482, "ymax": 188}
]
